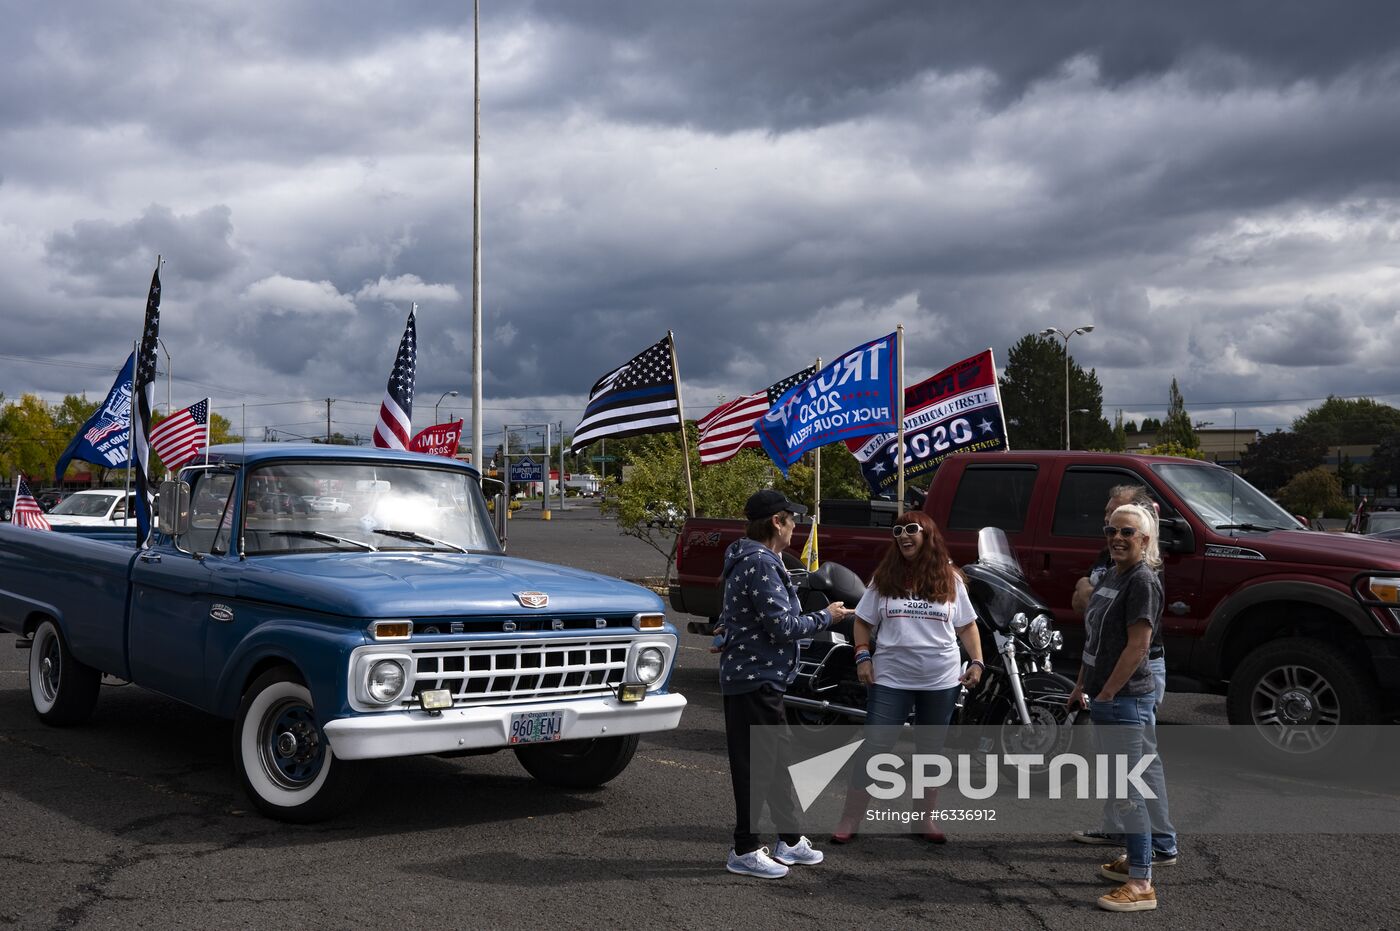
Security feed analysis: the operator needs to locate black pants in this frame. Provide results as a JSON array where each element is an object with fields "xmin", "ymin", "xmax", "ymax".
[{"xmin": 725, "ymin": 685, "xmax": 801, "ymax": 855}]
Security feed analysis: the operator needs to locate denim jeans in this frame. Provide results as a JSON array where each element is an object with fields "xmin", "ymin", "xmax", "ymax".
[
  {"xmin": 853, "ymin": 683, "xmax": 961, "ymax": 795},
  {"xmin": 1145, "ymin": 656, "xmax": 1178, "ymax": 857},
  {"xmin": 1090, "ymin": 693, "xmax": 1159, "ymax": 881}
]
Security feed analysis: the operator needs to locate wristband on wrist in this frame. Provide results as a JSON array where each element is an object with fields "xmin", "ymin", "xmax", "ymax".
[
  {"xmin": 967, "ymin": 659, "xmax": 985, "ymax": 671},
  {"xmin": 854, "ymin": 649, "xmax": 872, "ymax": 665}
]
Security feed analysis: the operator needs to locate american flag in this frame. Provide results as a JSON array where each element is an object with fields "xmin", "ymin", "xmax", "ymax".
[
  {"xmin": 132, "ymin": 264, "xmax": 162, "ymax": 545},
  {"xmin": 570, "ymin": 335, "xmax": 680, "ymax": 452},
  {"xmin": 149, "ymin": 399, "xmax": 211, "ymax": 471},
  {"xmin": 372, "ymin": 306, "xmax": 417, "ymax": 450},
  {"xmin": 695, "ymin": 366, "xmax": 815, "ymax": 465},
  {"xmin": 11, "ymin": 476, "xmax": 51, "ymax": 531}
]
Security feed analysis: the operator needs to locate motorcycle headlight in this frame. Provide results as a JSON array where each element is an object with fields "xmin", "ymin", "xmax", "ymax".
[
  {"xmin": 635, "ymin": 646, "xmax": 666, "ymax": 685},
  {"xmin": 1050, "ymin": 630, "xmax": 1064, "ymax": 651},
  {"xmin": 367, "ymin": 660, "xmax": 407, "ymax": 704},
  {"xmin": 1028, "ymin": 614, "xmax": 1053, "ymax": 652},
  {"xmin": 1009, "ymin": 612, "xmax": 1030, "ymax": 634}
]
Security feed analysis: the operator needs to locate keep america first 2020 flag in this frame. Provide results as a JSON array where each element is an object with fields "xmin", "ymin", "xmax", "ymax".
[
  {"xmin": 149, "ymin": 399, "xmax": 210, "ymax": 471},
  {"xmin": 372, "ymin": 306, "xmax": 417, "ymax": 450},
  {"xmin": 695, "ymin": 366, "xmax": 816, "ymax": 465},
  {"xmin": 570, "ymin": 335, "xmax": 680, "ymax": 452},
  {"xmin": 847, "ymin": 348, "xmax": 1008, "ymax": 494}
]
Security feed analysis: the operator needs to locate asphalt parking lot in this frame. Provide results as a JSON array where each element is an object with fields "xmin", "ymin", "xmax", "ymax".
[{"xmin": 1, "ymin": 501, "xmax": 1397, "ymax": 929}]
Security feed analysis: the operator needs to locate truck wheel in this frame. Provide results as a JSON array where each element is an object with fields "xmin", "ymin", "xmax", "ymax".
[
  {"xmin": 514, "ymin": 734, "xmax": 640, "ymax": 788},
  {"xmin": 1226, "ymin": 637, "xmax": 1380, "ymax": 756},
  {"xmin": 235, "ymin": 669, "xmax": 363, "ymax": 822},
  {"xmin": 29, "ymin": 619, "xmax": 101, "ymax": 726}
]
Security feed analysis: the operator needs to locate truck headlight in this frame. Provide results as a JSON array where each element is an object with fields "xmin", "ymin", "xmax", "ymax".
[
  {"xmin": 635, "ymin": 647, "xmax": 666, "ymax": 685},
  {"xmin": 367, "ymin": 660, "xmax": 406, "ymax": 703},
  {"xmin": 1028, "ymin": 614, "xmax": 1053, "ymax": 651}
]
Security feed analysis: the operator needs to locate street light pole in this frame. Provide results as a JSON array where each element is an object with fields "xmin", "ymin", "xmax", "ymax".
[
  {"xmin": 1041, "ymin": 325, "xmax": 1095, "ymax": 450},
  {"xmin": 435, "ymin": 389, "xmax": 459, "ymax": 424}
]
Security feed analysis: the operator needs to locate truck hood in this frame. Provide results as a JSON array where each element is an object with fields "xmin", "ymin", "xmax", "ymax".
[
  {"xmin": 1219, "ymin": 529, "xmax": 1400, "ymax": 571},
  {"xmin": 234, "ymin": 552, "xmax": 663, "ymax": 618}
]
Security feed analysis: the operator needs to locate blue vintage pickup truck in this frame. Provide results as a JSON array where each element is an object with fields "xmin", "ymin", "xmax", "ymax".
[{"xmin": 0, "ymin": 444, "xmax": 685, "ymax": 821}]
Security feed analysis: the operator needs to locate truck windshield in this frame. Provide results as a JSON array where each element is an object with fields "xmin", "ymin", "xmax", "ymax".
[
  {"xmin": 241, "ymin": 462, "xmax": 501, "ymax": 555},
  {"xmin": 1151, "ymin": 463, "xmax": 1303, "ymax": 532}
]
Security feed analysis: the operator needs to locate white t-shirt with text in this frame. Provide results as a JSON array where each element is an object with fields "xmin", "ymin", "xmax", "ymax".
[{"xmin": 855, "ymin": 576, "xmax": 977, "ymax": 690}]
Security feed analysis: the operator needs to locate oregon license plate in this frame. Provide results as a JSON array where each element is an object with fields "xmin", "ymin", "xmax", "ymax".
[{"xmin": 509, "ymin": 710, "xmax": 565, "ymax": 744}]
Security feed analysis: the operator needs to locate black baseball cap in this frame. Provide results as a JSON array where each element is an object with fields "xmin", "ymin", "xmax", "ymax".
[{"xmin": 744, "ymin": 489, "xmax": 808, "ymax": 520}]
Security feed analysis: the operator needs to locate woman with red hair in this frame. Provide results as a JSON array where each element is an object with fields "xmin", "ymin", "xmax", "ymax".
[{"xmin": 831, "ymin": 511, "xmax": 984, "ymax": 844}]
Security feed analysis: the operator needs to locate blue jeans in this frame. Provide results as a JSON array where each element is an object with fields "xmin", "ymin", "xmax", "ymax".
[
  {"xmin": 1145, "ymin": 656, "xmax": 1178, "ymax": 857},
  {"xmin": 1090, "ymin": 693, "xmax": 1160, "ymax": 881},
  {"xmin": 854, "ymin": 683, "xmax": 961, "ymax": 794}
]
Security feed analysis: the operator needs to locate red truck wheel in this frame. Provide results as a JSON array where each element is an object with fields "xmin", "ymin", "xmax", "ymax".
[
  {"xmin": 28, "ymin": 619, "xmax": 100, "ymax": 726},
  {"xmin": 235, "ymin": 669, "xmax": 363, "ymax": 822},
  {"xmin": 1226, "ymin": 638, "xmax": 1380, "ymax": 757},
  {"xmin": 515, "ymin": 734, "xmax": 639, "ymax": 787}
]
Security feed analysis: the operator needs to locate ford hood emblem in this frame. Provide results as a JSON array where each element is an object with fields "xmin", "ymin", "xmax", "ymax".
[{"xmin": 514, "ymin": 591, "xmax": 549, "ymax": 609}]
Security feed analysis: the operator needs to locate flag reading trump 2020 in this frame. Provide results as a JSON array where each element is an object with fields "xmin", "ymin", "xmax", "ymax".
[
  {"xmin": 756, "ymin": 332, "xmax": 899, "ymax": 475},
  {"xmin": 848, "ymin": 348, "xmax": 1007, "ymax": 494},
  {"xmin": 54, "ymin": 353, "xmax": 136, "ymax": 480}
]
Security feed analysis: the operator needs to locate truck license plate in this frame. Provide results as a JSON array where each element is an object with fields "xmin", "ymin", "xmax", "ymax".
[{"xmin": 509, "ymin": 710, "xmax": 565, "ymax": 744}]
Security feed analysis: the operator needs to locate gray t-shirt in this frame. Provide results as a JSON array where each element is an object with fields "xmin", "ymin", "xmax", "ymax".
[{"xmin": 1082, "ymin": 560, "xmax": 1163, "ymax": 697}]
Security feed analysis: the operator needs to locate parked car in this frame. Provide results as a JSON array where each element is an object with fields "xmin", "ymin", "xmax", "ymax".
[
  {"xmin": 44, "ymin": 489, "xmax": 138, "ymax": 526},
  {"xmin": 37, "ymin": 490, "xmax": 69, "ymax": 512}
]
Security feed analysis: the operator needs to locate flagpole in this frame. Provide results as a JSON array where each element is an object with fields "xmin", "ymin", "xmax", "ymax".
[
  {"xmin": 125, "ymin": 339, "xmax": 136, "ymax": 527},
  {"xmin": 667, "ymin": 330, "xmax": 697, "ymax": 517},
  {"xmin": 470, "ymin": 0, "xmax": 485, "ymax": 469},
  {"xmin": 205, "ymin": 398, "xmax": 212, "ymax": 465},
  {"xmin": 896, "ymin": 324, "xmax": 906, "ymax": 510},
  {"xmin": 812, "ymin": 355, "xmax": 822, "ymax": 523}
]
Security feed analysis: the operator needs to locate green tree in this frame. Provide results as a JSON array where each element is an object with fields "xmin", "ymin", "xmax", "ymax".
[
  {"xmin": 1277, "ymin": 467, "xmax": 1346, "ymax": 520},
  {"xmin": 2, "ymin": 394, "xmax": 63, "ymax": 482},
  {"xmin": 1292, "ymin": 396, "xmax": 1400, "ymax": 447},
  {"xmin": 1124, "ymin": 419, "xmax": 1139, "ymax": 434},
  {"xmin": 1141, "ymin": 441, "xmax": 1205, "ymax": 460},
  {"xmin": 1139, "ymin": 417, "xmax": 1161, "ymax": 432},
  {"xmin": 598, "ymin": 426, "xmax": 770, "ymax": 583},
  {"xmin": 1240, "ymin": 430, "xmax": 1327, "ymax": 495},
  {"xmin": 1365, "ymin": 430, "xmax": 1400, "ymax": 492},
  {"xmin": 1157, "ymin": 378, "xmax": 1198, "ymax": 449},
  {"xmin": 1000, "ymin": 333, "xmax": 1111, "ymax": 450},
  {"xmin": 1110, "ymin": 410, "xmax": 1128, "ymax": 452}
]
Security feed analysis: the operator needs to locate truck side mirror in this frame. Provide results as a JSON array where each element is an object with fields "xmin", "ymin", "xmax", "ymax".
[
  {"xmin": 157, "ymin": 481, "xmax": 192, "ymax": 536},
  {"xmin": 1158, "ymin": 516, "xmax": 1195, "ymax": 554}
]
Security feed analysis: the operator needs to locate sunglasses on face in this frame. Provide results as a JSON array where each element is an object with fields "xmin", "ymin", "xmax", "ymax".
[
  {"xmin": 1103, "ymin": 525, "xmax": 1140, "ymax": 538},
  {"xmin": 892, "ymin": 524, "xmax": 924, "ymax": 537}
]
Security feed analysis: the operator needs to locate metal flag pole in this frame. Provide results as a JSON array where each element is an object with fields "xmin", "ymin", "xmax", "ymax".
[
  {"xmin": 812, "ymin": 356, "xmax": 822, "ymax": 523},
  {"xmin": 124, "ymin": 339, "xmax": 136, "ymax": 527},
  {"xmin": 896, "ymin": 324, "xmax": 906, "ymax": 510},
  {"xmin": 667, "ymin": 330, "xmax": 697, "ymax": 517},
  {"xmin": 204, "ymin": 398, "xmax": 212, "ymax": 464},
  {"xmin": 558, "ymin": 420, "xmax": 566, "ymax": 513},
  {"xmin": 470, "ymin": 0, "xmax": 485, "ymax": 469}
]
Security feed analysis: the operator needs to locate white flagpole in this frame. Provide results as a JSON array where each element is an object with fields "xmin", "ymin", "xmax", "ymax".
[
  {"xmin": 896, "ymin": 324, "xmax": 906, "ymax": 509},
  {"xmin": 470, "ymin": 0, "xmax": 485, "ymax": 469},
  {"xmin": 812, "ymin": 355, "xmax": 822, "ymax": 521},
  {"xmin": 990, "ymin": 348, "xmax": 1011, "ymax": 452},
  {"xmin": 125, "ymin": 340, "xmax": 136, "ymax": 527},
  {"xmin": 204, "ymin": 398, "xmax": 212, "ymax": 465},
  {"xmin": 667, "ymin": 330, "xmax": 697, "ymax": 517},
  {"xmin": 12, "ymin": 476, "xmax": 19, "ymax": 521}
]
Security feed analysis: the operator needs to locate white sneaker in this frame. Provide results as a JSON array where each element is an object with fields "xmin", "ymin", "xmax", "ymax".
[
  {"xmin": 726, "ymin": 846, "xmax": 789, "ymax": 879},
  {"xmin": 773, "ymin": 836, "xmax": 824, "ymax": 866}
]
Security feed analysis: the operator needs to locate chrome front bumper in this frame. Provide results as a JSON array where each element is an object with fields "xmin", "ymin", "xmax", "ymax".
[{"xmin": 323, "ymin": 692, "xmax": 687, "ymax": 761}]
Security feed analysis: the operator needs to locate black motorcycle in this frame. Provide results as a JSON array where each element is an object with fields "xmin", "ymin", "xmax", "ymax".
[{"xmin": 785, "ymin": 527, "xmax": 1082, "ymax": 762}]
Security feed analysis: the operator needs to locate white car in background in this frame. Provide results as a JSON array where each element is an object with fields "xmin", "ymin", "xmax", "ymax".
[
  {"xmin": 303, "ymin": 496, "xmax": 352, "ymax": 513},
  {"xmin": 45, "ymin": 489, "xmax": 139, "ymax": 526}
]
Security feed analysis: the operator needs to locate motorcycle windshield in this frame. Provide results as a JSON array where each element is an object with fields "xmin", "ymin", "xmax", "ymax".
[{"xmin": 976, "ymin": 527, "xmax": 1023, "ymax": 579}]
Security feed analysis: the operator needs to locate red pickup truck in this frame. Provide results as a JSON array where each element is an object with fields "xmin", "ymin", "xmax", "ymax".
[{"xmin": 672, "ymin": 451, "xmax": 1400, "ymax": 739}]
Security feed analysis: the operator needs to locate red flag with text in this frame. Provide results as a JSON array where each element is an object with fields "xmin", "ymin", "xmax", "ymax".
[{"xmin": 409, "ymin": 420, "xmax": 463, "ymax": 458}]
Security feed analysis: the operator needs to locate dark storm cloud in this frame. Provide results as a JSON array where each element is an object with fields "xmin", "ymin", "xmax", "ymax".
[{"xmin": 45, "ymin": 205, "xmax": 242, "ymax": 295}]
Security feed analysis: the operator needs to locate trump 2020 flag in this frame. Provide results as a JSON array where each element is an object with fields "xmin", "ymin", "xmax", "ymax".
[
  {"xmin": 756, "ymin": 332, "xmax": 900, "ymax": 476},
  {"xmin": 570, "ymin": 335, "xmax": 680, "ymax": 452},
  {"xmin": 149, "ymin": 399, "xmax": 210, "ymax": 471},
  {"xmin": 373, "ymin": 306, "xmax": 417, "ymax": 450},
  {"xmin": 847, "ymin": 348, "xmax": 1008, "ymax": 494},
  {"xmin": 55, "ymin": 353, "xmax": 136, "ymax": 481},
  {"xmin": 409, "ymin": 420, "xmax": 463, "ymax": 459}
]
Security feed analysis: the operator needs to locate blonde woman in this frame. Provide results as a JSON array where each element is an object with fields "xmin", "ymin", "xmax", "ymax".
[{"xmin": 1068, "ymin": 503, "xmax": 1168, "ymax": 913}]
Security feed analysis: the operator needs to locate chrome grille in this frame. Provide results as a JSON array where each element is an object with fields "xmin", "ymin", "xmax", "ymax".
[{"xmin": 406, "ymin": 637, "xmax": 631, "ymax": 707}]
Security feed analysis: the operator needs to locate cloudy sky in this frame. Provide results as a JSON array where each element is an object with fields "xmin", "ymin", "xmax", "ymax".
[{"xmin": 4, "ymin": 0, "xmax": 1400, "ymax": 454}]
